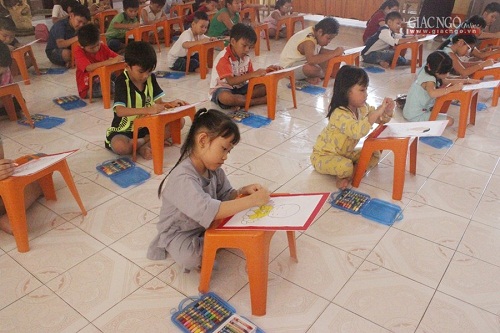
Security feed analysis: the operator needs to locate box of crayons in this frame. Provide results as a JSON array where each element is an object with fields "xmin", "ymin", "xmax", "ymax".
[
  {"xmin": 96, "ymin": 157, "xmax": 150, "ymax": 188},
  {"xmin": 329, "ymin": 189, "xmax": 403, "ymax": 226},
  {"xmin": 171, "ymin": 292, "xmax": 263, "ymax": 333},
  {"xmin": 52, "ymin": 95, "xmax": 87, "ymax": 110}
]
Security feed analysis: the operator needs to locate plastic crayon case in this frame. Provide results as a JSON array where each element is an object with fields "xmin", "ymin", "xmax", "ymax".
[
  {"xmin": 171, "ymin": 292, "xmax": 263, "ymax": 333},
  {"xmin": 96, "ymin": 157, "xmax": 150, "ymax": 188},
  {"xmin": 329, "ymin": 189, "xmax": 403, "ymax": 226}
]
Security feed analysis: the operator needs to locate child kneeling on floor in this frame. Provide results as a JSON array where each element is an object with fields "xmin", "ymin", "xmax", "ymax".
[
  {"xmin": 105, "ymin": 41, "xmax": 187, "ymax": 159},
  {"xmin": 147, "ymin": 108, "xmax": 270, "ymax": 270},
  {"xmin": 310, "ymin": 65, "xmax": 395, "ymax": 190}
]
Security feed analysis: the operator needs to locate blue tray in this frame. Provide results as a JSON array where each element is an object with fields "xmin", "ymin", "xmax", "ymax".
[
  {"xmin": 419, "ymin": 136, "xmax": 453, "ymax": 149},
  {"xmin": 53, "ymin": 95, "xmax": 87, "ymax": 110},
  {"xmin": 241, "ymin": 113, "xmax": 271, "ymax": 128},
  {"xmin": 96, "ymin": 157, "xmax": 150, "ymax": 188},
  {"xmin": 39, "ymin": 67, "xmax": 68, "ymax": 75},
  {"xmin": 155, "ymin": 71, "xmax": 185, "ymax": 79},
  {"xmin": 18, "ymin": 114, "xmax": 65, "ymax": 129},
  {"xmin": 171, "ymin": 292, "xmax": 263, "ymax": 333},
  {"xmin": 363, "ymin": 66, "xmax": 386, "ymax": 73},
  {"xmin": 287, "ymin": 82, "xmax": 326, "ymax": 95},
  {"xmin": 329, "ymin": 190, "xmax": 403, "ymax": 226}
]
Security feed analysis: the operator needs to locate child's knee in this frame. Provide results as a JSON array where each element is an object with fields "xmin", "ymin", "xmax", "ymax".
[
  {"xmin": 218, "ymin": 91, "xmax": 241, "ymax": 106},
  {"xmin": 110, "ymin": 136, "xmax": 132, "ymax": 155}
]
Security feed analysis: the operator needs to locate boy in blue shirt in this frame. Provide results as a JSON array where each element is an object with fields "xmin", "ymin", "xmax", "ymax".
[
  {"xmin": 105, "ymin": 41, "xmax": 187, "ymax": 159},
  {"xmin": 45, "ymin": 3, "xmax": 90, "ymax": 67}
]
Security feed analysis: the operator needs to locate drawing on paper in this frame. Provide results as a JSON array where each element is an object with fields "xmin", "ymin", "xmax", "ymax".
[{"xmin": 241, "ymin": 200, "xmax": 301, "ymax": 224}]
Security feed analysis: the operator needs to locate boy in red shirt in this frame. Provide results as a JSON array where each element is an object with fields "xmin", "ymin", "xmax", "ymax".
[{"xmin": 74, "ymin": 24, "xmax": 123, "ymax": 99}]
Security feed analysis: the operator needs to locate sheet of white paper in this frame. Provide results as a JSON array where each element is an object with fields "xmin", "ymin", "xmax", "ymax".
[
  {"xmin": 417, "ymin": 34, "xmax": 437, "ymax": 42},
  {"xmin": 155, "ymin": 101, "xmax": 205, "ymax": 116},
  {"xmin": 12, "ymin": 150, "xmax": 76, "ymax": 177},
  {"xmin": 14, "ymin": 39, "xmax": 40, "ymax": 50},
  {"xmin": 220, "ymin": 194, "xmax": 325, "ymax": 229},
  {"xmin": 462, "ymin": 79, "xmax": 500, "ymax": 91},
  {"xmin": 344, "ymin": 46, "xmax": 365, "ymax": 55},
  {"xmin": 267, "ymin": 64, "xmax": 303, "ymax": 76},
  {"xmin": 483, "ymin": 62, "xmax": 500, "ymax": 70},
  {"xmin": 377, "ymin": 120, "xmax": 447, "ymax": 138}
]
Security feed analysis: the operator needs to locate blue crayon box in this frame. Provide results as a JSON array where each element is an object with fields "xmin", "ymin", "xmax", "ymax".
[
  {"xmin": 171, "ymin": 292, "xmax": 263, "ymax": 333},
  {"xmin": 329, "ymin": 189, "xmax": 403, "ymax": 226}
]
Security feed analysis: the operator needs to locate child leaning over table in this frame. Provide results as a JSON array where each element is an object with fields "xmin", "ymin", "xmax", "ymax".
[
  {"xmin": 361, "ymin": 11, "xmax": 418, "ymax": 68},
  {"xmin": 0, "ymin": 17, "xmax": 36, "ymax": 75},
  {"xmin": 147, "ymin": 108, "xmax": 270, "ymax": 270},
  {"xmin": 0, "ymin": 42, "xmax": 22, "ymax": 117},
  {"xmin": 209, "ymin": 23, "xmax": 280, "ymax": 109},
  {"xmin": 105, "ymin": 41, "xmax": 188, "ymax": 159},
  {"xmin": 262, "ymin": 0, "xmax": 292, "ymax": 39},
  {"xmin": 310, "ymin": 65, "xmax": 394, "ymax": 190},
  {"xmin": 167, "ymin": 11, "xmax": 215, "ymax": 73},
  {"xmin": 140, "ymin": 0, "xmax": 167, "ymax": 25},
  {"xmin": 75, "ymin": 24, "xmax": 123, "ymax": 99},
  {"xmin": 105, "ymin": 0, "xmax": 140, "ymax": 53}
]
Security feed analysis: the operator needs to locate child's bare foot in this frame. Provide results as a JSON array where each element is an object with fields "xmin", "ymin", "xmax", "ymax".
[
  {"xmin": 0, "ymin": 216, "xmax": 13, "ymax": 235},
  {"xmin": 164, "ymin": 137, "xmax": 173, "ymax": 147},
  {"xmin": 230, "ymin": 106, "xmax": 241, "ymax": 111},
  {"xmin": 379, "ymin": 61, "xmax": 390, "ymax": 69},
  {"xmin": 138, "ymin": 144, "xmax": 153, "ymax": 160},
  {"xmin": 305, "ymin": 77, "xmax": 321, "ymax": 85},
  {"xmin": 336, "ymin": 177, "xmax": 351, "ymax": 190}
]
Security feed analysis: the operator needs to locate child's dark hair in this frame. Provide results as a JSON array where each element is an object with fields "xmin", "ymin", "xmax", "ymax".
[
  {"xmin": 150, "ymin": 0, "xmax": 166, "ymax": 7},
  {"xmin": 61, "ymin": 0, "xmax": 79, "ymax": 12},
  {"xmin": 158, "ymin": 108, "xmax": 241, "ymax": 197},
  {"xmin": 379, "ymin": 0, "xmax": 399, "ymax": 10},
  {"xmin": 124, "ymin": 41, "xmax": 157, "ymax": 71},
  {"xmin": 0, "ymin": 17, "xmax": 16, "ymax": 32},
  {"xmin": 77, "ymin": 23, "xmax": 100, "ymax": 46},
  {"xmin": 123, "ymin": 0, "xmax": 140, "ymax": 10},
  {"xmin": 314, "ymin": 17, "xmax": 339, "ymax": 35},
  {"xmin": 484, "ymin": 2, "xmax": 500, "ymax": 14},
  {"xmin": 274, "ymin": 0, "xmax": 291, "ymax": 10},
  {"xmin": 425, "ymin": 51, "xmax": 452, "ymax": 87},
  {"xmin": 463, "ymin": 15, "xmax": 487, "ymax": 29},
  {"xmin": 71, "ymin": 3, "xmax": 91, "ymax": 20},
  {"xmin": 230, "ymin": 23, "xmax": 257, "ymax": 44},
  {"xmin": 327, "ymin": 65, "xmax": 369, "ymax": 118},
  {"xmin": 193, "ymin": 11, "xmax": 209, "ymax": 22},
  {"xmin": 0, "ymin": 42, "xmax": 12, "ymax": 68},
  {"xmin": 225, "ymin": 0, "xmax": 237, "ymax": 6},
  {"xmin": 438, "ymin": 33, "xmax": 477, "ymax": 50},
  {"xmin": 385, "ymin": 11, "xmax": 403, "ymax": 22}
]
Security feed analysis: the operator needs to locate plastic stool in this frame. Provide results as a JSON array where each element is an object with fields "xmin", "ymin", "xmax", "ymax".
[
  {"xmin": 431, "ymin": 89, "xmax": 478, "ymax": 138},
  {"xmin": 88, "ymin": 61, "xmax": 126, "ymax": 109},
  {"xmin": 0, "ymin": 83, "xmax": 33, "ymax": 127}
]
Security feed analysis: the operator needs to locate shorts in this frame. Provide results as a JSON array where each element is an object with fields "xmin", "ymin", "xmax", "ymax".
[
  {"xmin": 210, "ymin": 84, "xmax": 249, "ymax": 109},
  {"xmin": 46, "ymin": 48, "xmax": 67, "ymax": 66},
  {"xmin": 105, "ymin": 127, "xmax": 149, "ymax": 150},
  {"xmin": 170, "ymin": 53, "xmax": 200, "ymax": 72}
]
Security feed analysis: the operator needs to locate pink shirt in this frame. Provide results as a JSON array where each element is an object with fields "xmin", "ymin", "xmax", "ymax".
[{"xmin": 0, "ymin": 67, "xmax": 13, "ymax": 86}]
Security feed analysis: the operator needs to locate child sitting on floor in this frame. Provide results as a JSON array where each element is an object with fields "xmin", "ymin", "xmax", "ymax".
[
  {"xmin": 147, "ymin": 108, "xmax": 270, "ymax": 270},
  {"xmin": 209, "ymin": 23, "xmax": 278, "ymax": 109},
  {"xmin": 74, "ymin": 24, "xmax": 123, "ymax": 99},
  {"xmin": 279, "ymin": 17, "xmax": 344, "ymax": 85},
  {"xmin": 140, "ymin": 0, "xmax": 167, "ymax": 25},
  {"xmin": 310, "ymin": 65, "xmax": 394, "ymax": 190},
  {"xmin": 403, "ymin": 51, "xmax": 472, "ymax": 126},
  {"xmin": 207, "ymin": 0, "xmax": 241, "ymax": 37},
  {"xmin": 438, "ymin": 34, "xmax": 494, "ymax": 77},
  {"xmin": 167, "ymin": 11, "xmax": 214, "ymax": 72},
  {"xmin": 105, "ymin": 0, "xmax": 140, "ymax": 53},
  {"xmin": 105, "ymin": 41, "xmax": 187, "ymax": 159},
  {"xmin": 262, "ymin": 0, "xmax": 292, "ymax": 39},
  {"xmin": 361, "ymin": 11, "xmax": 418, "ymax": 68}
]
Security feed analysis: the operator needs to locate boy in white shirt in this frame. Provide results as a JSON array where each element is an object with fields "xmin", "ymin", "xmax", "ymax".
[
  {"xmin": 362, "ymin": 11, "xmax": 418, "ymax": 68},
  {"xmin": 167, "ymin": 11, "xmax": 214, "ymax": 72}
]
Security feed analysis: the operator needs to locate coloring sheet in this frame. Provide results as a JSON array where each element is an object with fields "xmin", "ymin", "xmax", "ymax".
[
  {"xmin": 217, "ymin": 193, "xmax": 329, "ymax": 230},
  {"xmin": 12, "ymin": 150, "xmax": 77, "ymax": 177},
  {"xmin": 377, "ymin": 120, "xmax": 447, "ymax": 138}
]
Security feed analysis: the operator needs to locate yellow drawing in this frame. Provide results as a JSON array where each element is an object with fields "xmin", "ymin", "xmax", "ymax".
[{"xmin": 249, "ymin": 204, "xmax": 273, "ymax": 219}]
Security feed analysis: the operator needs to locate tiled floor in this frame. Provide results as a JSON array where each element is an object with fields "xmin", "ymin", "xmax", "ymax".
[{"xmin": 1, "ymin": 14, "xmax": 500, "ymax": 333}]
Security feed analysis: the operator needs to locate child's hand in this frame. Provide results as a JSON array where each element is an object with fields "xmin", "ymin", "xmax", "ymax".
[
  {"xmin": 239, "ymin": 183, "xmax": 264, "ymax": 195},
  {"xmin": 163, "ymin": 99, "xmax": 188, "ymax": 108},
  {"xmin": 265, "ymin": 65, "xmax": 282, "ymax": 73},
  {"xmin": 253, "ymin": 69, "xmax": 267, "ymax": 77},
  {"xmin": 248, "ymin": 187, "xmax": 271, "ymax": 207},
  {"xmin": 0, "ymin": 159, "xmax": 16, "ymax": 180},
  {"xmin": 382, "ymin": 97, "xmax": 395, "ymax": 113},
  {"xmin": 148, "ymin": 103, "xmax": 165, "ymax": 115},
  {"xmin": 112, "ymin": 55, "xmax": 124, "ymax": 63},
  {"xmin": 481, "ymin": 59, "xmax": 495, "ymax": 68},
  {"xmin": 451, "ymin": 82, "xmax": 464, "ymax": 92}
]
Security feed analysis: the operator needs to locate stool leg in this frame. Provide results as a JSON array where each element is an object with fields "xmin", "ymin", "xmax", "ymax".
[
  {"xmin": 409, "ymin": 138, "xmax": 417, "ymax": 175},
  {"xmin": 244, "ymin": 82, "xmax": 255, "ymax": 111},
  {"xmin": 266, "ymin": 81, "xmax": 277, "ymax": 120},
  {"xmin": 59, "ymin": 161, "xmax": 87, "ymax": 215},
  {"xmin": 286, "ymin": 231, "xmax": 298, "ymax": 262},
  {"xmin": 289, "ymin": 74, "xmax": 297, "ymax": 109},
  {"xmin": 2, "ymin": 186, "xmax": 30, "ymax": 252},
  {"xmin": 391, "ymin": 140, "xmax": 409, "ymax": 200},
  {"xmin": 169, "ymin": 119, "xmax": 182, "ymax": 144},
  {"xmin": 148, "ymin": 121, "xmax": 166, "ymax": 175},
  {"xmin": 37, "ymin": 173, "xmax": 57, "ymax": 200},
  {"xmin": 12, "ymin": 87, "xmax": 33, "ymax": 127},
  {"xmin": 352, "ymin": 144, "xmax": 374, "ymax": 187},
  {"xmin": 244, "ymin": 232, "xmax": 274, "ymax": 316},
  {"xmin": 470, "ymin": 92, "xmax": 478, "ymax": 126},
  {"xmin": 0, "ymin": 95, "xmax": 18, "ymax": 121},
  {"xmin": 457, "ymin": 95, "xmax": 471, "ymax": 139},
  {"xmin": 101, "ymin": 71, "xmax": 112, "ymax": 109},
  {"xmin": 13, "ymin": 53, "xmax": 30, "ymax": 85},
  {"xmin": 255, "ymin": 32, "xmax": 261, "ymax": 56},
  {"xmin": 199, "ymin": 49, "xmax": 208, "ymax": 79},
  {"xmin": 199, "ymin": 243, "xmax": 218, "ymax": 293}
]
